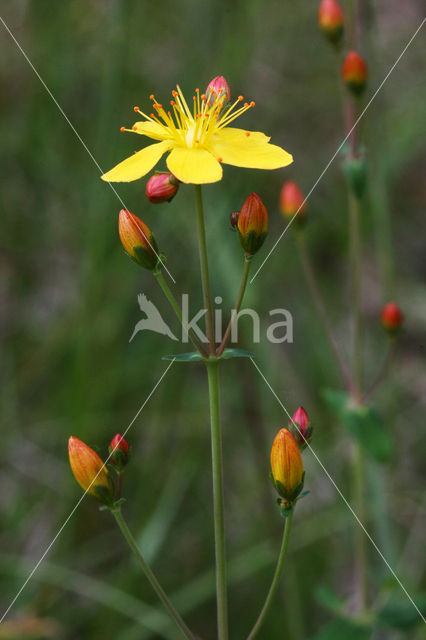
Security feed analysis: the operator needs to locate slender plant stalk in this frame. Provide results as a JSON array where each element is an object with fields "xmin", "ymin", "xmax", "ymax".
[
  {"xmin": 194, "ymin": 185, "xmax": 215, "ymax": 353},
  {"xmin": 349, "ymin": 186, "xmax": 369, "ymax": 613},
  {"xmin": 247, "ymin": 511, "xmax": 294, "ymax": 640},
  {"xmin": 155, "ymin": 271, "xmax": 207, "ymax": 356},
  {"xmin": 205, "ymin": 359, "xmax": 228, "ymax": 640},
  {"xmin": 349, "ymin": 192, "xmax": 364, "ymax": 396},
  {"xmin": 112, "ymin": 509, "xmax": 195, "ymax": 640},
  {"xmin": 296, "ymin": 231, "xmax": 353, "ymax": 391},
  {"xmin": 352, "ymin": 443, "xmax": 369, "ymax": 612},
  {"xmin": 216, "ymin": 256, "xmax": 252, "ymax": 356}
]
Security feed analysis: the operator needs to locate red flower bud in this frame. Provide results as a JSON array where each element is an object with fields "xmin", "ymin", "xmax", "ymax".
[
  {"xmin": 342, "ymin": 51, "xmax": 368, "ymax": 95},
  {"xmin": 146, "ymin": 172, "xmax": 179, "ymax": 204},
  {"xmin": 270, "ymin": 428, "xmax": 304, "ymax": 502},
  {"xmin": 279, "ymin": 181, "xmax": 306, "ymax": 220},
  {"xmin": 318, "ymin": 0, "xmax": 344, "ymax": 44},
  {"xmin": 118, "ymin": 209, "xmax": 159, "ymax": 270},
  {"xmin": 68, "ymin": 436, "xmax": 114, "ymax": 504},
  {"xmin": 237, "ymin": 193, "xmax": 268, "ymax": 256},
  {"xmin": 205, "ymin": 75, "xmax": 231, "ymax": 106},
  {"xmin": 381, "ymin": 302, "xmax": 403, "ymax": 333},
  {"xmin": 289, "ymin": 406, "xmax": 313, "ymax": 450},
  {"xmin": 109, "ymin": 434, "xmax": 130, "ymax": 470}
]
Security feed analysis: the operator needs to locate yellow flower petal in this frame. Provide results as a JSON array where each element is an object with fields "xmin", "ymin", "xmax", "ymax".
[
  {"xmin": 214, "ymin": 127, "xmax": 270, "ymax": 143},
  {"xmin": 101, "ymin": 141, "xmax": 172, "ymax": 182},
  {"xmin": 166, "ymin": 147, "xmax": 223, "ymax": 184},
  {"xmin": 132, "ymin": 121, "xmax": 170, "ymax": 140},
  {"xmin": 209, "ymin": 135, "xmax": 293, "ymax": 170}
]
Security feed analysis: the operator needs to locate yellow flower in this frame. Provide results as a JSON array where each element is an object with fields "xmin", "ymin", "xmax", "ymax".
[{"xmin": 101, "ymin": 82, "xmax": 293, "ymax": 185}]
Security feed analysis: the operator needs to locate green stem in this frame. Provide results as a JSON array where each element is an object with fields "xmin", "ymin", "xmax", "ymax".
[
  {"xmin": 349, "ymin": 192, "xmax": 363, "ymax": 396},
  {"xmin": 155, "ymin": 271, "xmax": 207, "ymax": 356},
  {"xmin": 205, "ymin": 359, "xmax": 228, "ymax": 640},
  {"xmin": 349, "ymin": 192, "xmax": 368, "ymax": 613},
  {"xmin": 194, "ymin": 185, "xmax": 215, "ymax": 353},
  {"xmin": 216, "ymin": 256, "xmax": 252, "ymax": 356},
  {"xmin": 352, "ymin": 443, "xmax": 369, "ymax": 613},
  {"xmin": 247, "ymin": 511, "xmax": 294, "ymax": 640},
  {"xmin": 296, "ymin": 231, "xmax": 353, "ymax": 392},
  {"xmin": 112, "ymin": 509, "xmax": 195, "ymax": 640}
]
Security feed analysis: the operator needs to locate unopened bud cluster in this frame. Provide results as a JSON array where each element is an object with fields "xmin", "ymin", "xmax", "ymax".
[
  {"xmin": 270, "ymin": 407, "xmax": 312, "ymax": 513},
  {"xmin": 68, "ymin": 434, "xmax": 130, "ymax": 506},
  {"xmin": 317, "ymin": 2, "xmax": 368, "ymax": 96}
]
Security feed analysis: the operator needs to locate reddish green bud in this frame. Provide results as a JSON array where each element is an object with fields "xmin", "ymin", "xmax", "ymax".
[
  {"xmin": 146, "ymin": 172, "xmax": 179, "ymax": 204},
  {"xmin": 237, "ymin": 193, "xmax": 268, "ymax": 256},
  {"xmin": 118, "ymin": 209, "xmax": 159, "ymax": 270},
  {"xmin": 342, "ymin": 51, "xmax": 368, "ymax": 95},
  {"xmin": 230, "ymin": 210, "xmax": 240, "ymax": 229},
  {"xmin": 289, "ymin": 406, "xmax": 313, "ymax": 450},
  {"xmin": 381, "ymin": 302, "xmax": 403, "ymax": 334},
  {"xmin": 109, "ymin": 433, "xmax": 130, "ymax": 470},
  {"xmin": 318, "ymin": 0, "xmax": 344, "ymax": 44}
]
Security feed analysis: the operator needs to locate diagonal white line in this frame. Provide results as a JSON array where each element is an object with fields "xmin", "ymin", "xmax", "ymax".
[
  {"xmin": 0, "ymin": 359, "xmax": 176, "ymax": 623},
  {"xmin": 251, "ymin": 16, "xmax": 426, "ymax": 283},
  {"xmin": 0, "ymin": 14, "xmax": 176, "ymax": 284},
  {"xmin": 249, "ymin": 357, "xmax": 426, "ymax": 623}
]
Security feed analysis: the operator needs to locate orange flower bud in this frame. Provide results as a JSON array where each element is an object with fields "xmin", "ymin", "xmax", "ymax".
[
  {"xmin": 289, "ymin": 406, "xmax": 313, "ymax": 450},
  {"xmin": 237, "ymin": 193, "xmax": 268, "ymax": 256},
  {"xmin": 205, "ymin": 75, "xmax": 231, "ymax": 105},
  {"xmin": 381, "ymin": 302, "xmax": 403, "ymax": 333},
  {"xmin": 118, "ymin": 209, "xmax": 159, "ymax": 270},
  {"xmin": 342, "ymin": 51, "xmax": 368, "ymax": 95},
  {"xmin": 279, "ymin": 180, "xmax": 306, "ymax": 221},
  {"xmin": 109, "ymin": 433, "xmax": 130, "ymax": 470},
  {"xmin": 270, "ymin": 428, "xmax": 304, "ymax": 501},
  {"xmin": 318, "ymin": 0, "xmax": 344, "ymax": 44},
  {"xmin": 68, "ymin": 436, "xmax": 114, "ymax": 504},
  {"xmin": 146, "ymin": 172, "xmax": 179, "ymax": 204}
]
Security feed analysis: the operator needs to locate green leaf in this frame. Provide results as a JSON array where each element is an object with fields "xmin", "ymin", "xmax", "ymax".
[
  {"xmin": 219, "ymin": 348, "xmax": 256, "ymax": 359},
  {"xmin": 162, "ymin": 351, "xmax": 205, "ymax": 362},
  {"xmin": 322, "ymin": 389, "xmax": 392, "ymax": 463},
  {"xmin": 310, "ymin": 618, "xmax": 372, "ymax": 640},
  {"xmin": 376, "ymin": 592, "xmax": 426, "ymax": 630}
]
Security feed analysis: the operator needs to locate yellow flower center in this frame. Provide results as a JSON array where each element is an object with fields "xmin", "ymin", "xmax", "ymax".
[{"xmin": 133, "ymin": 85, "xmax": 255, "ymax": 150}]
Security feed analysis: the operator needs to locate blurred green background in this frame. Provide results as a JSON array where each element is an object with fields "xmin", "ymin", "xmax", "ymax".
[{"xmin": 0, "ymin": 1, "xmax": 425, "ymax": 638}]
